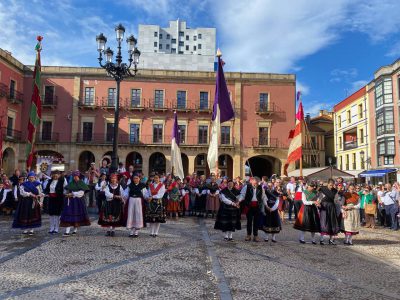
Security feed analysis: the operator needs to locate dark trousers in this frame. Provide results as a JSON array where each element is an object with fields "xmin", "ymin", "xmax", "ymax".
[
  {"xmin": 360, "ymin": 208, "xmax": 365, "ymax": 224},
  {"xmin": 388, "ymin": 204, "xmax": 399, "ymax": 230},
  {"xmin": 294, "ymin": 201, "xmax": 302, "ymax": 220},
  {"xmin": 288, "ymin": 199, "xmax": 294, "ymax": 220},
  {"xmin": 246, "ymin": 206, "xmax": 260, "ymax": 236},
  {"xmin": 378, "ymin": 207, "xmax": 386, "ymax": 226},
  {"xmin": 385, "ymin": 205, "xmax": 393, "ymax": 228}
]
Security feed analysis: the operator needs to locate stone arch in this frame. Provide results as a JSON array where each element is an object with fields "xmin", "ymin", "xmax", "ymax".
[
  {"xmin": 218, "ymin": 154, "xmax": 233, "ymax": 178},
  {"xmin": 126, "ymin": 151, "xmax": 143, "ymax": 173},
  {"xmin": 246, "ymin": 155, "xmax": 281, "ymax": 178},
  {"xmin": 181, "ymin": 153, "xmax": 189, "ymax": 178},
  {"xmin": 2, "ymin": 147, "xmax": 15, "ymax": 176},
  {"xmin": 194, "ymin": 153, "xmax": 210, "ymax": 177},
  {"xmin": 78, "ymin": 151, "xmax": 95, "ymax": 172},
  {"xmin": 149, "ymin": 152, "xmax": 166, "ymax": 174}
]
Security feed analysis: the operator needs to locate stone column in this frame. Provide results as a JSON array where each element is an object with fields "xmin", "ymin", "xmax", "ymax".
[
  {"xmin": 234, "ymin": 81, "xmax": 243, "ymax": 178},
  {"xmin": 69, "ymin": 76, "xmax": 81, "ymax": 170}
]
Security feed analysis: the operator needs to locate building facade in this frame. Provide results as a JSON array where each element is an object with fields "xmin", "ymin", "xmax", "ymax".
[
  {"xmin": 0, "ymin": 48, "xmax": 296, "ymax": 178},
  {"xmin": 367, "ymin": 59, "xmax": 400, "ymax": 180},
  {"xmin": 138, "ymin": 20, "xmax": 216, "ymax": 71},
  {"xmin": 334, "ymin": 86, "xmax": 370, "ymax": 174}
]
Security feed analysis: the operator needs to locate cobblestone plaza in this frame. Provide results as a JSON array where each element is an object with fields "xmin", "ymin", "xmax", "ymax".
[{"xmin": 0, "ymin": 215, "xmax": 399, "ymax": 300}]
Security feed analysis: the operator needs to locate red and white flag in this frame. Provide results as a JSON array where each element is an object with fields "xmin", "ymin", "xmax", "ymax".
[{"xmin": 284, "ymin": 100, "xmax": 304, "ymax": 176}]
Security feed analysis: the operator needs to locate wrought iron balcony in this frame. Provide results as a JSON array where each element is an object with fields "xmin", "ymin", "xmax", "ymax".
[
  {"xmin": 255, "ymin": 102, "xmax": 279, "ymax": 115},
  {"xmin": 42, "ymin": 95, "xmax": 58, "ymax": 108},
  {"xmin": 36, "ymin": 132, "xmax": 60, "ymax": 143},
  {"xmin": 252, "ymin": 137, "xmax": 282, "ymax": 148},
  {"xmin": 343, "ymin": 141, "xmax": 358, "ymax": 150},
  {"xmin": 1, "ymin": 127, "xmax": 22, "ymax": 141}
]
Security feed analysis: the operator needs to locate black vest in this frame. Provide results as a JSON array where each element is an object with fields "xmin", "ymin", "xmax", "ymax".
[
  {"xmin": 244, "ymin": 184, "xmax": 263, "ymax": 206},
  {"xmin": 128, "ymin": 182, "xmax": 146, "ymax": 198},
  {"xmin": 44, "ymin": 178, "xmax": 64, "ymax": 195},
  {"xmin": 108, "ymin": 184, "xmax": 121, "ymax": 197}
]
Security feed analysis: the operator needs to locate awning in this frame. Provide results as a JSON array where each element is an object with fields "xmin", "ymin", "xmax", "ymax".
[{"xmin": 359, "ymin": 169, "xmax": 397, "ymax": 177}]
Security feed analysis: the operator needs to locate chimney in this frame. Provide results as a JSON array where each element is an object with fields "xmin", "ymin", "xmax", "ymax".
[{"xmin": 305, "ymin": 113, "xmax": 311, "ymax": 123}]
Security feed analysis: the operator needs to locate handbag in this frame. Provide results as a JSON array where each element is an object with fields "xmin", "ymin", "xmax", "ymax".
[{"xmin": 364, "ymin": 203, "xmax": 376, "ymax": 215}]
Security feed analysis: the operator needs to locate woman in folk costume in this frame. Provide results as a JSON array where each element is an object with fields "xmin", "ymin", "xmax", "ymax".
[
  {"xmin": 206, "ymin": 176, "xmax": 220, "ymax": 218},
  {"xmin": 0, "ymin": 179, "xmax": 15, "ymax": 215},
  {"xmin": 43, "ymin": 170, "xmax": 67, "ymax": 234},
  {"xmin": 146, "ymin": 174, "xmax": 166, "ymax": 237},
  {"xmin": 98, "ymin": 173, "xmax": 125, "ymax": 236},
  {"xmin": 188, "ymin": 182, "xmax": 199, "ymax": 216},
  {"xmin": 275, "ymin": 184, "xmax": 287, "ymax": 223},
  {"xmin": 60, "ymin": 170, "xmax": 91, "ymax": 236},
  {"xmin": 179, "ymin": 178, "xmax": 190, "ymax": 217},
  {"xmin": 95, "ymin": 173, "xmax": 108, "ymax": 213},
  {"xmin": 214, "ymin": 180, "xmax": 241, "ymax": 241},
  {"xmin": 294, "ymin": 182, "xmax": 321, "ymax": 244},
  {"xmin": 124, "ymin": 173, "xmax": 147, "ymax": 237},
  {"xmin": 259, "ymin": 189, "xmax": 281, "ymax": 243},
  {"xmin": 342, "ymin": 184, "xmax": 360, "ymax": 245},
  {"xmin": 196, "ymin": 175, "xmax": 208, "ymax": 217},
  {"xmin": 12, "ymin": 172, "xmax": 44, "ymax": 235},
  {"xmin": 166, "ymin": 177, "xmax": 181, "ymax": 219},
  {"xmin": 318, "ymin": 179, "xmax": 341, "ymax": 245},
  {"xmin": 13, "ymin": 175, "xmax": 25, "ymax": 206}
]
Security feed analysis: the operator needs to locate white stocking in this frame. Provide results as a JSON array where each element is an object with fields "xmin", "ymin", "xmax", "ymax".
[
  {"xmin": 299, "ymin": 231, "xmax": 305, "ymax": 241},
  {"xmin": 228, "ymin": 231, "xmax": 233, "ymax": 239},
  {"xmin": 311, "ymin": 232, "xmax": 315, "ymax": 242},
  {"xmin": 65, "ymin": 227, "xmax": 71, "ymax": 234},
  {"xmin": 54, "ymin": 216, "xmax": 60, "ymax": 232},
  {"xmin": 224, "ymin": 231, "xmax": 229, "ymax": 239},
  {"xmin": 272, "ymin": 234, "xmax": 276, "ymax": 241},
  {"xmin": 154, "ymin": 223, "xmax": 160, "ymax": 235}
]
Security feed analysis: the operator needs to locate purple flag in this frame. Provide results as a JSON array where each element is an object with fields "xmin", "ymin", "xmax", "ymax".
[
  {"xmin": 212, "ymin": 56, "xmax": 235, "ymax": 122},
  {"xmin": 172, "ymin": 111, "xmax": 180, "ymax": 146}
]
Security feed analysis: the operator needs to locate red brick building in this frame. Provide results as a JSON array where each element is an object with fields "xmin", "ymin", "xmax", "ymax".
[{"xmin": 0, "ymin": 48, "xmax": 296, "ymax": 178}]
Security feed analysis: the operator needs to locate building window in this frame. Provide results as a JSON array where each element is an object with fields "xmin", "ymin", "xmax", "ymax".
[
  {"xmin": 375, "ymin": 77, "xmax": 393, "ymax": 108},
  {"xmin": 384, "ymin": 156, "xmax": 394, "ymax": 165},
  {"xmin": 378, "ymin": 137, "xmax": 396, "ymax": 166},
  {"xmin": 198, "ymin": 44, "xmax": 202, "ymax": 50},
  {"xmin": 179, "ymin": 41, "xmax": 184, "ymax": 47},
  {"xmin": 200, "ymin": 91, "xmax": 208, "ymax": 109},
  {"xmin": 154, "ymin": 90, "xmax": 164, "ymax": 108},
  {"xmin": 259, "ymin": 93, "xmax": 268, "ymax": 110},
  {"xmin": 376, "ymin": 107, "xmax": 394, "ymax": 136},
  {"xmin": 193, "ymin": 36, "xmax": 197, "ymax": 41},
  {"xmin": 44, "ymin": 86, "xmax": 55, "ymax": 104},
  {"xmin": 186, "ymin": 35, "xmax": 189, "ymax": 41},
  {"xmin": 106, "ymin": 123, "xmax": 114, "ymax": 142},
  {"xmin": 352, "ymin": 153, "xmax": 356, "ymax": 170},
  {"xmin": 154, "ymin": 42, "xmax": 158, "ymax": 47},
  {"xmin": 6, "ymin": 116, "xmax": 13, "ymax": 137},
  {"xmin": 338, "ymin": 116, "xmax": 342, "ymax": 128},
  {"xmin": 221, "ymin": 126, "xmax": 230, "ymax": 145},
  {"xmin": 153, "ymin": 124, "xmax": 163, "ymax": 143},
  {"xmin": 338, "ymin": 136, "xmax": 342, "ymax": 149},
  {"xmin": 159, "ymin": 33, "xmax": 163, "ymax": 39},
  {"xmin": 177, "ymin": 90, "xmax": 186, "ymax": 109},
  {"xmin": 171, "ymin": 48, "xmax": 176, "ymax": 53},
  {"xmin": 159, "ymin": 44, "xmax": 162, "ymax": 50},
  {"xmin": 259, "ymin": 127, "xmax": 269, "ymax": 145},
  {"xmin": 359, "ymin": 128, "xmax": 364, "ymax": 144},
  {"xmin": 41, "ymin": 121, "xmax": 52, "ymax": 141},
  {"xmin": 166, "ymin": 44, "xmax": 170, "ymax": 50},
  {"xmin": 131, "ymin": 89, "xmax": 141, "ymax": 107},
  {"xmin": 166, "ymin": 34, "xmax": 170, "ymax": 39},
  {"xmin": 84, "ymin": 87, "xmax": 95, "ymax": 105},
  {"xmin": 82, "ymin": 122, "xmax": 93, "ymax": 141},
  {"xmin": 9, "ymin": 80, "xmax": 15, "ymax": 98},
  {"xmin": 171, "ymin": 38, "xmax": 176, "ymax": 44},
  {"xmin": 130, "ymin": 124, "xmax": 140, "ymax": 144},
  {"xmin": 347, "ymin": 110, "xmax": 351, "ymax": 124},
  {"xmin": 198, "ymin": 33, "xmax": 202, "ymax": 39},
  {"xmin": 198, "ymin": 125, "xmax": 208, "ymax": 144},
  {"xmin": 179, "ymin": 31, "xmax": 184, "ymax": 37},
  {"xmin": 345, "ymin": 154, "xmax": 349, "ymax": 170},
  {"xmin": 178, "ymin": 125, "xmax": 186, "ymax": 144},
  {"xmin": 339, "ymin": 156, "xmax": 342, "ymax": 169},
  {"xmin": 185, "ymin": 45, "xmax": 189, "ymax": 51},
  {"xmin": 193, "ymin": 46, "xmax": 197, "ymax": 51},
  {"xmin": 178, "ymin": 51, "xmax": 184, "ymax": 54},
  {"xmin": 108, "ymin": 88, "xmax": 116, "ymax": 107},
  {"xmin": 154, "ymin": 31, "xmax": 158, "ymax": 37},
  {"xmin": 358, "ymin": 103, "xmax": 363, "ymax": 119}
]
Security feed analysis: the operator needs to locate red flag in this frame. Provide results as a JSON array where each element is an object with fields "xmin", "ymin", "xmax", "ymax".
[{"xmin": 288, "ymin": 130, "xmax": 295, "ymax": 139}]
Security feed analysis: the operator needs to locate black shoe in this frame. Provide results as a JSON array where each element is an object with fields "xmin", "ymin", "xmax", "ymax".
[
  {"xmin": 299, "ymin": 240, "xmax": 306, "ymax": 244},
  {"xmin": 105, "ymin": 231, "xmax": 111, "ymax": 236},
  {"xmin": 153, "ymin": 234, "xmax": 158, "ymax": 238},
  {"xmin": 271, "ymin": 239, "xmax": 277, "ymax": 243},
  {"xmin": 320, "ymin": 241, "xmax": 325, "ymax": 245},
  {"xmin": 344, "ymin": 241, "xmax": 349, "ymax": 245},
  {"xmin": 28, "ymin": 232, "xmax": 34, "ymax": 236},
  {"xmin": 72, "ymin": 231, "xmax": 77, "ymax": 235},
  {"xmin": 63, "ymin": 233, "xmax": 71, "ymax": 237},
  {"xmin": 329, "ymin": 240, "xmax": 336, "ymax": 245},
  {"xmin": 264, "ymin": 239, "xmax": 269, "ymax": 242},
  {"xmin": 349, "ymin": 242, "xmax": 353, "ymax": 246},
  {"xmin": 312, "ymin": 241, "xmax": 317, "ymax": 245},
  {"xmin": 224, "ymin": 237, "xmax": 229, "ymax": 241},
  {"xmin": 150, "ymin": 234, "xmax": 154, "ymax": 237},
  {"xmin": 134, "ymin": 234, "xmax": 138, "ymax": 238},
  {"xmin": 129, "ymin": 234, "xmax": 134, "ymax": 238},
  {"xmin": 228, "ymin": 238, "xmax": 234, "ymax": 242},
  {"xmin": 110, "ymin": 231, "xmax": 115, "ymax": 237},
  {"xmin": 48, "ymin": 231, "xmax": 53, "ymax": 234}
]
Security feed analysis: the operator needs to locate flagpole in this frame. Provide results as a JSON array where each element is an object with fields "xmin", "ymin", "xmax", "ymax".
[{"xmin": 300, "ymin": 118, "xmax": 303, "ymax": 178}]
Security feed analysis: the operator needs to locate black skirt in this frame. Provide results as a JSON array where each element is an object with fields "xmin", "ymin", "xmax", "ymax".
[
  {"xmin": 98, "ymin": 199, "xmax": 124, "ymax": 227},
  {"xmin": 319, "ymin": 201, "xmax": 340, "ymax": 235},
  {"xmin": 48, "ymin": 194, "xmax": 64, "ymax": 216},
  {"xmin": 259, "ymin": 209, "xmax": 281, "ymax": 233},
  {"xmin": 214, "ymin": 203, "xmax": 241, "ymax": 232},
  {"xmin": 12, "ymin": 197, "xmax": 41, "ymax": 229},
  {"xmin": 294, "ymin": 205, "xmax": 321, "ymax": 232}
]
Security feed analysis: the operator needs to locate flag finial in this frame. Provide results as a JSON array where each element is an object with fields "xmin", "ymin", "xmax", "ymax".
[
  {"xmin": 37, "ymin": 36, "xmax": 43, "ymax": 42},
  {"xmin": 216, "ymin": 48, "xmax": 222, "ymax": 57}
]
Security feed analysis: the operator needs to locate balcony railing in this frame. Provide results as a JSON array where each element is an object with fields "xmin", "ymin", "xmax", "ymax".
[
  {"xmin": 1, "ymin": 127, "xmax": 22, "ymax": 141},
  {"xmin": 42, "ymin": 95, "xmax": 58, "ymax": 107},
  {"xmin": 343, "ymin": 141, "xmax": 358, "ymax": 150},
  {"xmin": 255, "ymin": 102, "xmax": 280, "ymax": 115},
  {"xmin": 252, "ymin": 138, "xmax": 284, "ymax": 148},
  {"xmin": 0, "ymin": 83, "xmax": 8, "ymax": 98},
  {"xmin": 2, "ymin": 83, "xmax": 24, "ymax": 103},
  {"xmin": 195, "ymin": 103, "xmax": 212, "ymax": 113},
  {"xmin": 36, "ymin": 132, "xmax": 59, "ymax": 143}
]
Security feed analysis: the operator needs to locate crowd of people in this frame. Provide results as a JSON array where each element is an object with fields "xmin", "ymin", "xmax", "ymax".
[{"xmin": 0, "ymin": 161, "xmax": 399, "ymax": 245}]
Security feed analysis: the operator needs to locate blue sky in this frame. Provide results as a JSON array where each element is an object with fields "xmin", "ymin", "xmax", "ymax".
[{"xmin": 1, "ymin": 0, "xmax": 400, "ymax": 115}]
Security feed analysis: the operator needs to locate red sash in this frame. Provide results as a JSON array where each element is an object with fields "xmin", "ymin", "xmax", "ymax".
[{"xmin": 150, "ymin": 183, "xmax": 163, "ymax": 196}]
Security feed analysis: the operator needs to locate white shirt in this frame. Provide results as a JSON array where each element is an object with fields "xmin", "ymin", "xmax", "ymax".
[{"xmin": 382, "ymin": 189, "xmax": 398, "ymax": 205}]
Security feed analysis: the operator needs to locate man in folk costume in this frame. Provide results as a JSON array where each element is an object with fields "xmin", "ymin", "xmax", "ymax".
[
  {"xmin": 342, "ymin": 184, "xmax": 361, "ymax": 245},
  {"xmin": 166, "ymin": 177, "xmax": 181, "ymax": 219},
  {"xmin": 95, "ymin": 172, "xmax": 108, "ymax": 213},
  {"xmin": 214, "ymin": 179, "xmax": 241, "ymax": 241},
  {"xmin": 294, "ymin": 182, "xmax": 321, "ymax": 244},
  {"xmin": 206, "ymin": 176, "xmax": 220, "ymax": 218},
  {"xmin": 239, "ymin": 177, "xmax": 266, "ymax": 242},
  {"xmin": 259, "ymin": 188, "xmax": 281, "ymax": 243},
  {"xmin": 43, "ymin": 170, "xmax": 67, "ymax": 234},
  {"xmin": 124, "ymin": 173, "xmax": 147, "ymax": 237},
  {"xmin": 12, "ymin": 172, "xmax": 44, "ymax": 235},
  {"xmin": 318, "ymin": 179, "xmax": 341, "ymax": 245},
  {"xmin": 146, "ymin": 174, "xmax": 166, "ymax": 237},
  {"xmin": 61, "ymin": 170, "xmax": 91, "ymax": 236},
  {"xmin": 98, "ymin": 173, "xmax": 125, "ymax": 236},
  {"xmin": 293, "ymin": 177, "xmax": 306, "ymax": 220}
]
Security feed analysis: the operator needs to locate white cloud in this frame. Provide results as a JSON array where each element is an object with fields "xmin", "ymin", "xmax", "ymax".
[
  {"xmin": 330, "ymin": 68, "xmax": 358, "ymax": 83},
  {"xmin": 296, "ymin": 81, "xmax": 310, "ymax": 96},
  {"xmin": 386, "ymin": 40, "xmax": 400, "ymax": 58},
  {"xmin": 303, "ymin": 102, "xmax": 332, "ymax": 117},
  {"xmin": 350, "ymin": 80, "xmax": 368, "ymax": 92}
]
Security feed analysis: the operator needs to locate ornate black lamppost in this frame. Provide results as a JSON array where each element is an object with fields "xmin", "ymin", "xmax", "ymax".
[{"xmin": 96, "ymin": 24, "xmax": 140, "ymax": 172}]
